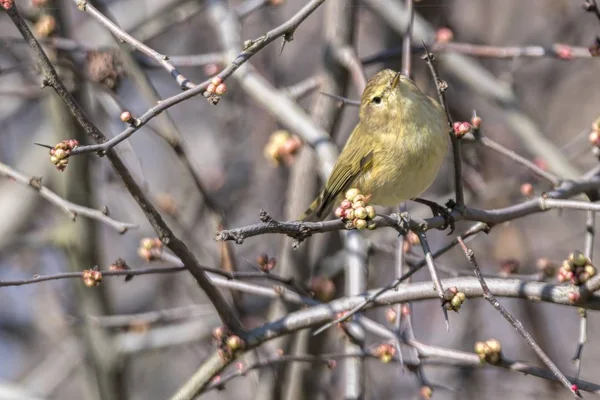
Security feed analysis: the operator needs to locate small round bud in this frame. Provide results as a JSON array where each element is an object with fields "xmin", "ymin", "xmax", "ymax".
[
  {"xmin": 569, "ymin": 250, "xmax": 588, "ymax": 267},
  {"xmin": 340, "ymin": 199, "xmax": 352, "ymax": 209},
  {"xmin": 353, "ymin": 200, "xmax": 366, "ymax": 209},
  {"xmin": 568, "ymin": 291, "xmax": 581, "ymax": 303},
  {"xmin": 345, "ymin": 188, "xmax": 360, "ymax": 201},
  {"xmin": 420, "ymin": 385, "xmax": 433, "ymax": 399},
  {"xmin": 365, "ymin": 205, "xmax": 376, "ymax": 219},
  {"xmin": 215, "ymin": 83, "xmax": 227, "ymax": 95},
  {"xmin": 485, "ymin": 339, "xmax": 501, "ymax": 353},
  {"xmin": 585, "ymin": 264, "xmax": 596, "ymax": 276},
  {"xmin": 435, "ymin": 27, "xmax": 454, "ymax": 43},
  {"xmin": 562, "ymin": 259, "xmax": 573, "ymax": 272},
  {"xmin": 471, "ymin": 115, "xmax": 482, "ymax": 129},
  {"xmin": 555, "ymin": 44, "xmax": 573, "ymax": 60},
  {"xmin": 385, "ymin": 307, "xmax": 398, "ymax": 323},
  {"xmin": 354, "ymin": 207, "xmax": 368, "ymax": 220},
  {"xmin": 206, "ymin": 83, "xmax": 216, "ymax": 94},
  {"xmin": 590, "ymin": 131, "xmax": 600, "ymax": 147},
  {"xmin": 520, "ymin": 183, "xmax": 534, "ymax": 197},
  {"xmin": 327, "ymin": 360, "xmax": 337, "ymax": 369},
  {"xmin": 366, "ymin": 220, "xmax": 377, "ymax": 230},
  {"xmin": 335, "ymin": 207, "xmax": 345, "ymax": 218},
  {"xmin": 344, "ymin": 209, "xmax": 355, "ymax": 220},
  {"xmin": 226, "ymin": 335, "xmax": 245, "ymax": 351},
  {"xmin": 354, "ymin": 218, "xmax": 367, "ymax": 230},
  {"xmin": 210, "ymin": 76, "xmax": 223, "ymax": 86},
  {"xmin": 120, "ymin": 111, "xmax": 133, "ymax": 123},
  {"xmin": 474, "ymin": 341, "xmax": 486, "ymax": 355}
]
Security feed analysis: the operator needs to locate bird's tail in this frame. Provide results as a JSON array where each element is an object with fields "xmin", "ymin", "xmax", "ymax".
[{"xmin": 299, "ymin": 190, "xmax": 331, "ymax": 222}]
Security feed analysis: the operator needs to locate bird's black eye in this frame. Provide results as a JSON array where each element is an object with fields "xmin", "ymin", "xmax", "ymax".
[{"xmin": 372, "ymin": 96, "xmax": 382, "ymax": 105}]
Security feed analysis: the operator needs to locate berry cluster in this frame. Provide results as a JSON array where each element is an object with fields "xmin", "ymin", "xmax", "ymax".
[
  {"xmin": 82, "ymin": 269, "xmax": 102, "ymax": 287},
  {"xmin": 212, "ymin": 326, "xmax": 245, "ymax": 361},
  {"xmin": 443, "ymin": 286, "xmax": 466, "ymax": 312},
  {"xmin": 474, "ymin": 338, "xmax": 502, "ymax": 364},
  {"xmin": 335, "ymin": 188, "xmax": 376, "ymax": 230},
  {"xmin": 264, "ymin": 130, "xmax": 302, "ymax": 166},
  {"xmin": 49, "ymin": 139, "xmax": 79, "ymax": 171},
  {"xmin": 373, "ymin": 343, "xmax": 396, "ymax": 363},
  {"xmin": 557, "ymin": 250, "xmax": 596, "ymax": 285},
  {"xmin": 137, "ymin": 238, "xmax": 163, "ymax": 261}
]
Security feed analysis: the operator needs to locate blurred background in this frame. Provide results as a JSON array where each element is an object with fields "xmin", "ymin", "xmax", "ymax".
[{"xmin": 1, "ymin": 0, "xmax": 600, "ymax": 399}]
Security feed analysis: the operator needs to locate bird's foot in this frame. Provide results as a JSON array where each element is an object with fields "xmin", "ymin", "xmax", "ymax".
[
  {"xmin": 412, "ymin": 198, "xmax": 456, "ymax": 234},
  {"xmin": 392, "ymin": 211, "xmax": 411, "ymax": 236}
]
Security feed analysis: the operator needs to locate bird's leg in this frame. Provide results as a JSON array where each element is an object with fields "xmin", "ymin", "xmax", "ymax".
[{"xmin": 412, "ymin": 198, "xmax": 456, "ymax": 234}]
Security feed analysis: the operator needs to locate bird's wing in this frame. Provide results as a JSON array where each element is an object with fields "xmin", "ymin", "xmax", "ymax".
[{"xmin": 300, "ymin": 141, "xmax": 373, "ymax": 221}]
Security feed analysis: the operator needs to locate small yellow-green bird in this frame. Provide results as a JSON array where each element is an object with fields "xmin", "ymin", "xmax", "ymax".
[{"xmin": 300, "ymin": 69, "xmax": 449, "ymax": 222}]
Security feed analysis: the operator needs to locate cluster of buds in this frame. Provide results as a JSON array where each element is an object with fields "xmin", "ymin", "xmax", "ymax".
[
  {"xmin": 309, "ymin": 276, "xmax": 336, "ymax": 302},
  {"xmin": 335, "ymin": 188, "xmax": 376, "ymax": 230},
  {"xmin": 82, "ymin": 269, "xmax": 102, "ymax": 287},
  {"xmin": 49, "ymin": 139, "xmax": 79, "ymax": 171},
  {"xmin": 256, "ymin": 253, "xmax": 277, "ymax": 273},
  {"xmin": 137, "ymin": 238, "xmax": 163, "ymax": 261},
  {"xmin": 206, "ymin": 76, "xmax": 227, "ymax": 95},
  {"xmin": 373, "ymin": 343, "xmax": 396, "ymax": 363},
  {"xmin": 588, "ymin": 118, "xmax": 600, "ymax": 158},
  {"xmin": 263, "ymin": 130, "xmax": 303, "ymax": 166},
  {"xmin": 474, "ymin": 338, "xmax": 502, "ymax": 364},
  {"xmin": 557, "ymin": 250, "xmax": 596, "ymax": 285},
  {"xmin": 213, "ymin": 326, "xmax": 245, "ymax": 360},
  {"xmin": 443, "ymin": 286, "xmax": 466, "ymax": 312},
  {"xmin": 453, "ymin": 121, "xmax": 472, "ymax": 138}
]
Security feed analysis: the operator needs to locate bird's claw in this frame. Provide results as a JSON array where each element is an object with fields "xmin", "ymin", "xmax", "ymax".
[{"xmin": 413, "ymin": 198, "xmax": 456, "ymax": 235}]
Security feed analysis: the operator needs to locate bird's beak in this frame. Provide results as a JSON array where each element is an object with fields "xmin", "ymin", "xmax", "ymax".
[{"xmin": 391, "ymin": 72, "xmax": 402, "ymax": 90}]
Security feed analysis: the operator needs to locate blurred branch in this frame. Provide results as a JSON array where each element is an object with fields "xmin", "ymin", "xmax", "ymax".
[
  {"xmin": 0, "ymin": 161, "xmax": 137, "ymax": 233},
  {"xmin": 363, "ymin": 42, "xmax": 599, "ymax": 65},
  {"xmin": 168, "ymin": 273, "xmax": 600, "ymax": 398}
]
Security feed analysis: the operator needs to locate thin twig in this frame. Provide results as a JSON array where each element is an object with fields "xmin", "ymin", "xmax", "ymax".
[
  {"xmin": 475, "ymin": 135, "xmax": 561, "ymax": 186},
  {"xmin": 311, "ymin": 223, "xmax": 486, "ymax": 335},
  {"xmin": 457, "ymin": 237, "xmax": 582, "ymax": 399},
  {"xmin": 417, "ymin": 231, "xmax": 450, "ymax": 331},
  {"xmin": 573, "ymin": 210, "xmax": 595, "ymax": 376},
  {"xmin": 66, "ymin": 0, "xmax": 329, "ymax": 157},
  {"xmin": 73, "ymin": 1, "xmax": 194, "ymax": 89},
  {"xmin": 0, "ymin": 161, "xmax": 137, "ymax": 233},
  {"xmin": 421, "ymin": 42, "xmax": 464, "ymax": 207}
]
